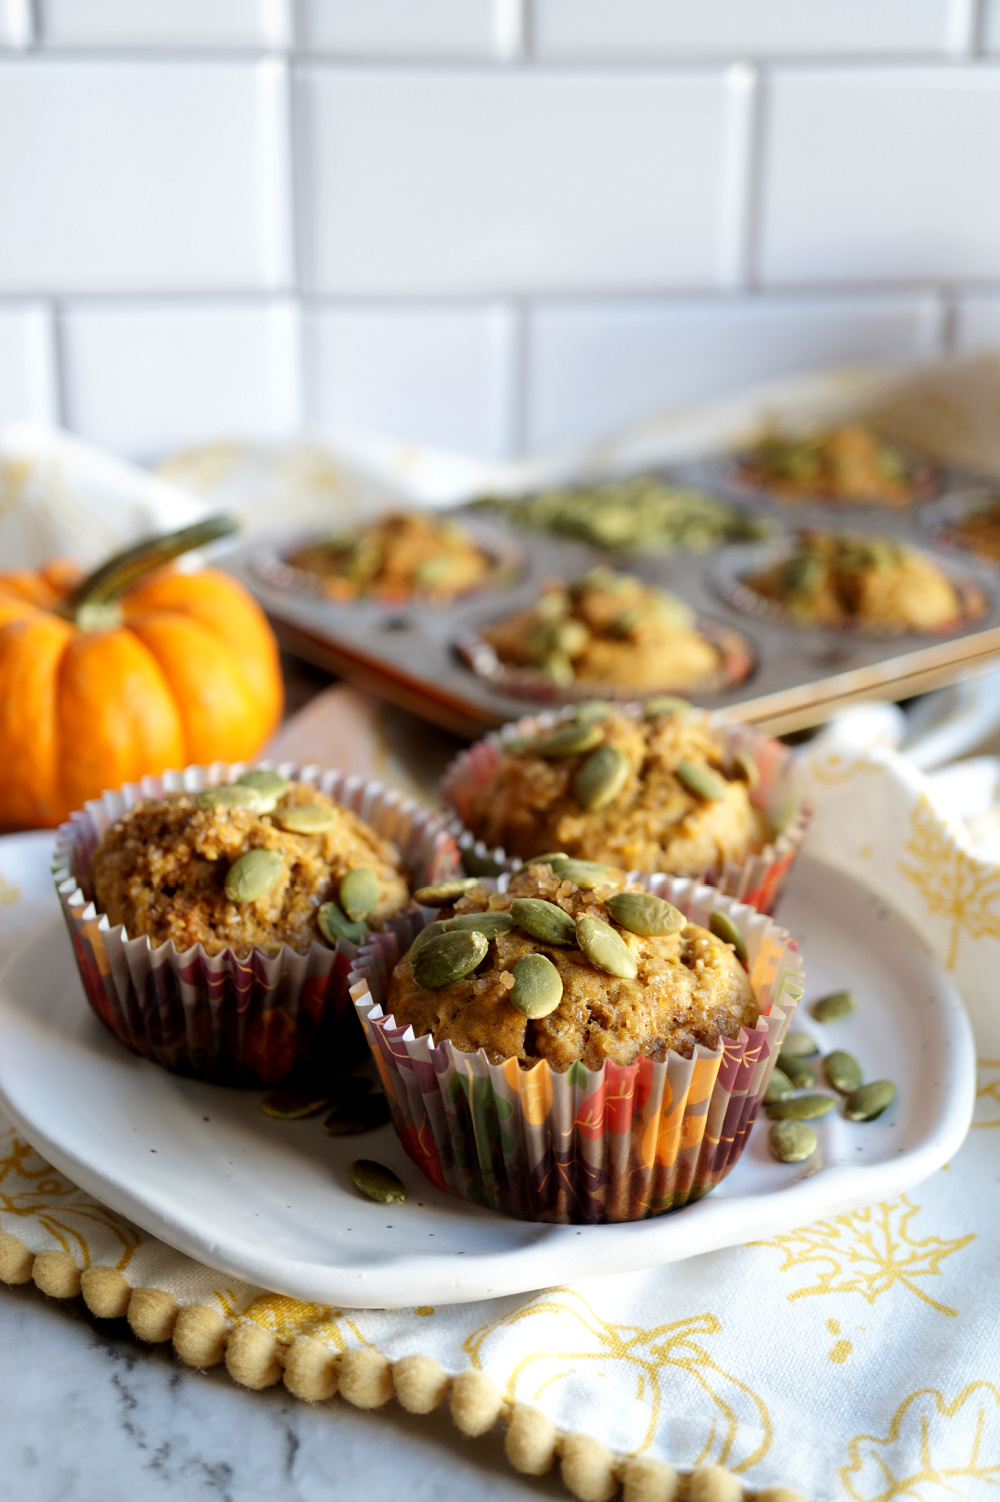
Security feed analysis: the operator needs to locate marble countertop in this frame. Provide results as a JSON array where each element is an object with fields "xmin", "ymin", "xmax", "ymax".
[{"xmin": 1, "ymin": 1281, "xmax": 560, "ymax": 1502}]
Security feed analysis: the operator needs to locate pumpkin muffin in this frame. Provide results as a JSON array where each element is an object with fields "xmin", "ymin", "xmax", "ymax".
[
  {"xmin": 456, "ymin": 704, "xmax": 770, "ymax": 878},
  {"xmin": 737, "ymin": 424, "xmax": 926, "ymax": 507},
  {"xmin": 480, "ymin": 568, "xmax": 720, "ymax": 691},
  {"xmin": 938, "ymin": 495, "xmax": 1000, "ymax": 562},
  {"xmin": 744, "ymin": 529, "xmax": 973, "ymax": 633},
  {"xmin": 388, "ymin": 865, "xmax": 757, "ymax": 1072},
  {"xmin": 91, "ymin": 772, "xmax": 410, "ymax": 957},
  {"xmin": 287, "ymin": 511, "xmax": 494, "ymax": 603}
]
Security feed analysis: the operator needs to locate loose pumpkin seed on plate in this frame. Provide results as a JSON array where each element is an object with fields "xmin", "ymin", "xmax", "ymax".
[
  {"xmin": 317, "ymin": 901, "xmax": 366, "ymax": 947},
  {"xmin": 764, "ymin": 1067, "xmax": 794, "ymax": 1104},
  {"xmin": 508, "ymin": 953, "xmax": 564, "ymax": 1018},
  {"xmin": 845, "ymin": 1079, "xmax": 896, "ymax": 1121},
  {"xmin": 411, "ymin": 929, "xmax": 489, "ymax": 989},
  {"xmin": 509, "ymin": 896, "xmax": 577, "ymax": 947},
  {"xmin": 576, "ymin": 915, "xmax": 638, "ymax": 980},
  {"xmin": 444, "ymin": 910, "xmax": 516, "ymax": 938},
  {"xmin": 349, "ymin": 1159, "xmax": 405, "ymax": 1204},
  {"xmin": 414, "ymin": 877, "xmax": 482, "ymax": 907},
  {"xmin": 274, "ymin": 803, "xmax": 338, "ymax": 834},
  {"xmin": 340, "ymin": 866, "xmax": 379, "ymax": 922},
  {"xmin": 529, "ymin": 722, "xmax": 604, "ymax": 759},
  {"xmin": 812, "ymin": 989, "xmax": 858, "ymax": 1023},
  {"xmin": 605, "ymin": 891, "xmax": 685, "ymax": 937},
  {"xmin": 324, "ymin": 1094, "xmax": 391, "ymax": 1136},
  {"xmin": 781, "ymin": 1030, "xmax": 819, "ymax": 1058},
  {"xmin": 548, "ymin": 857, "xmax": 618, "ymax": 890},
  {"xmin": 225, "ymin": 847, "xmax": 284, "ymax": 903},
  {"xmin": 675, "ymin": 759, "xmax": 727, "ymax": 802},
  {"xmin": 779, "ymin": 1056, "xmax": 816, "ymax": 1090},
  {"xmin": 708, "ymin": 910, "xmax": 748, "ymax": 966},
  {"xmin": 825, "ymin": 1050, "xmax": 864, "ymax": 1094},
  {"xmin": 259, "ymin": 1089, "xmax": 333, "ymax": 1120},
  {"xmin": 765, "ymin": 1093, "xmax": 836, "ymax": 1121},
  {"xmin": 768, "ymin": 1120, "xmax": 817, "ymax": 1163},
  {"xmin": 573, "ymin": 744, "xmax": 630, "ymax": 812}
]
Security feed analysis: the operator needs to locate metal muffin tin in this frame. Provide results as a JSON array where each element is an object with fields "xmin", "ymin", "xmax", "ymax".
[{"xmin": 220, "ymin": 466, "xmax": 1000, "ymax": 738}]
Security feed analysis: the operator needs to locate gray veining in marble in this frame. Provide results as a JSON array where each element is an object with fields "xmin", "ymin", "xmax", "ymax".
[{"xmin": 1, "ymin": 1284, "xmax": 563, "ymax": 1502}]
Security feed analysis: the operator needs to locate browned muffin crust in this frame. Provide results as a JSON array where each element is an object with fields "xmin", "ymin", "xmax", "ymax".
[
  {"xmin": 92, "ymin": 783, "xmax": 409, "ymax": 957},
  {"xmin": 387, "ymin": 866, "xmax": 757, "ymax": 1072}
]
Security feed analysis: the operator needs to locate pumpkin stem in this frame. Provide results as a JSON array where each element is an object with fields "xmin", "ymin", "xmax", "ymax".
[{"xmin": 60, "ymin": 514, "xmax": 238, "ymax": 621}]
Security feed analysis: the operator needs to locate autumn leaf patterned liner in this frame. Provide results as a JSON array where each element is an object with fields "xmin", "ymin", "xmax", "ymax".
[
  {"xmin": 439, "ymin": 706, "xmax": 810, "ymax": 916},
  {"xmin": 52, "ymin": 762, "xmax": 460, "ymax": 1088},
  {"xmin": 349, "ymin": 876, "xmax": 804, "ymax": 1225}
]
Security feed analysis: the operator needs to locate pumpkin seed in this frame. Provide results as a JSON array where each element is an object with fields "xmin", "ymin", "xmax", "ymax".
[
  {"xmin": 408, "ymin": 919, "xmax": 448, "ymax": 957},
  {"xmin": 781, "ymin": 1030, "xmax": 819, "ymax": 1058},
  {"xmin": 198, "ymin": 784, "xmax": 267, "ymax": 813},
  {"xmin": 225, "ymin": 848, "xmax": 284, "ymax": 904},
  {"xmin": 444, "ymin": 911, "xmax": 515, "ymax": 939},
  {"xmin": 573, "ymin": 744, "xmax": 631, "ymax": 812},
  {"xmin": 317, "ymin": 901, "xmax": 366, "ymax": 947},
  {"xmin": 605, "ymin": 891, "xmax": 685, "ymax": 937},
  {"xmin": 576, "ymin": 915, "xmax": 637, "ymax": 980},
  {"xmin": 780, "ymin": 1055, "xmax": 816, "ymax": 1090},
  {"xmin": 554, "ymin": 619, "xmax": 591, "ymax": 658},
  {"xmin": 414, "ymin": 878, "xmax": 481, "ymax": 907},
  {"xmin": 340, "ymin": 866, "xmax": 379, "ymax": 923},
  {"xmin": 509, "ymin": 897, "xmax": 577, "ymax": 947},
  {"xmin": 644, "ymin": 695, "xmax": 693, "ymax": 721},
  {"xmin": 708, "ymin": 910, "xmax": 748, "ymax": 966},
  {"xmin": 732, "ymin": 750, "xmax": 759, "ymax": 789},
  {"xmin": 676, "ymin": 759, "xmax": 727, "ymax": 802},
  {"xmin": 812, "ymin": 989, "xmax": 858, "ymax": 1023},
  {"xmin": 548, "ymin": 857, "xmax": 619, "ymax": 890},
  {"xmin": 235, "ymin": 768, "xmax": 290, "ymax": 810},
  {"xmin": 764, "ymin": 1067, "xmax": 794, "ymax": 1104},
  {"xmin": 529, "ymin": 722, "xmax": 604, "ymax": 759},
  {"xmin": 539, "ymin": 650, "xmax": 574, "ymax": 686},
  {"xmin": 825, "ymin": 1050, "xmax": 864, "ymax": 1094},
  {"xmin": 508, "ymin": 953, "xmax": 564, "ymax": 1018},
  {"xmin": 536, "ymin": 588, "xmax": 571, "ymax": 622},
  {"xmin": 527, "ymin": 851, "xmax": 568, "ymax": 866},
  {"xmin": 768, "ymin": 1120, "xmax": 817, "ymax": 1163},
  {"xmin": 574, "ymin": 700, "xmax": 613, "ymax": 724},
  {"xmin": 845, "ymin": 1080, "xmax": 896, "ymax": 1122},
  {"xmin": 324, "ymin": 1095, "xmax": 391, "ymax": 1136},
  {"xmin": 765, "ymin": 1093, "xmax": 836, "ymax": 1121},
  {"xmin": 275, "ymin": 804, "xmax": 338, "ymax": 834},
  {"xmin": 259, "ymin": 1089, "xmax": 333, "ymax": 1120},
  {"xmin": 349, "ymin": 1159, "xmax": 405, "ymax": 1204},
  {"xmin": 411, "ymin": 929, "xmax": 489, "ymax": 989}
]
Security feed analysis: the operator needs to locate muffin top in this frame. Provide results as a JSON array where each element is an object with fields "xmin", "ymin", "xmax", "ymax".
[
  {"xmin": 481, "ymin": 568, "xmax": 719, "ymax": 691},
  {"xmin": 287, "ymin": 511, "xmax": 493, "ymax": 603},
  {"xmin": 91, "ymin": 773, "xmax": 410, "ymax": 957},
  {"xmin": 388, "ymin": 865, "xmax": 757, "ymax": 1072},
  {"xmin": 944, "ymin": 496, "xmax": 1000, "ymax": 562},
  {"xmin": 738, "ymin": 424, "xmax": 919, "ymax": 506},
  {"xmin": 745, "ymin": 529, "xmax": 970, "ymax": 632},
  {"xmin": 459, "ymin": 702, "xmax": 770, "ymax": 878}
]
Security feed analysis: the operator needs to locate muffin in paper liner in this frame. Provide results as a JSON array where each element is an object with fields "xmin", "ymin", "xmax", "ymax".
[
  {"xmin": 439, "ymin": 706, "xmax": 810, "ymax": 915},
  {"xmin": 52, "ymin": 762, "xmax": 460, "ymax": 1087},
  {"xmin": 349, "ymin": 877, "xmax": 803, "ymax": 1224}
]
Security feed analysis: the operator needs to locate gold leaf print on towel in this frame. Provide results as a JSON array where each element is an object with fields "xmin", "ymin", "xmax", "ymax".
[
  {"xmin": 806, "ymin": 750, "xmax": 885, "ymax": 787},
  {"xmin": 0, "ymin": 1130, "xmax": 140, "ymax": 1270},
  {"xmin": 898, "ymin": 792, "xmax": 1000, "ymax": 970},
  {"xmin": 231, "ymin": 1293, "xmax": 375, "ymax": 1351},
  {"xmin": 841, "ymin": 1382, "xmax": 1000, "ymax": 1500},
  {"xmin": 463, "ymin": 1287, "xmax": 771, "ymax": 1473},
  {"xmin": 972, "ymin": 1059, "xmax": 1000, "ymax": 1129},
  {"xmin": 752, "ymin": 1196, "xmax": 973, "ymax": 1316}
]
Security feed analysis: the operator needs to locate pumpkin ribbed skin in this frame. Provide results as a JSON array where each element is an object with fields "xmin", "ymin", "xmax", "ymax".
[{"xmin": 0, "ymin": 562, "xmax": 283, "ymax": 829}]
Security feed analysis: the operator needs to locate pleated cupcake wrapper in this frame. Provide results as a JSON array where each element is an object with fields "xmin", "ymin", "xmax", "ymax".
[
  {"xmin": 439, "ymin": 706, "xmax": 810, "ymax": 915},
  {"xmin": 349, "ymin": 875, "xmax": 803, "ymax": 1224},
  {"xmin": 52, "ymin": 762, "xmax": 461, "ymax": 1087}
]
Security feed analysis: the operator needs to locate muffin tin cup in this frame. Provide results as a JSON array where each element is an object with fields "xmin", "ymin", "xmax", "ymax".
[
  {"xmin": 52, "ymin": 762, "xmax": 461, "ymax": 1087},
  {"xmin": 439, "ymin": 706, "xmax": 810, "ymax": 915},
  {"xmin": 349, "ymin": 877, "xmax": 803, "ymax": 1224}
]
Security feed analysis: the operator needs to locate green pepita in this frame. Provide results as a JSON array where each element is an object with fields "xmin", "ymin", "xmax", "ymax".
[
  {"xmin": 732, "ymin": 750, "xmax": 759, "ymax": 789},
  {"xmin": 528, "ymin": 722, "xmax": 604, "ymax": 759},
  {"xmin": 340, "ymin": 866, "xmax": 379, "ymax": 923},
  {"xmin": 408, "ymin": 919, "xmax": 449, "ymax": 957},
  {"xmin": 509, "ymin": 897, "xmax": 577, "ymax": 947},
  {"xmin": 768, "ymin": 1120, "xmax": 817, "ymax": 1163},
  {"xmin": 411, "ymin": 929, "xmax": 489, "ymax": 989},
  {"xmin": 317, "ymin": 901, "xmax": 367, "ymax": 947},
  {"xmin": 644, "ymin": 695, "xmax": 693, "ymax": 721},
  {"xmin": 676, "ymin": 759, "xmax": 728, "ymax": 802},
  {"xmin": 198, "ymin": 783, "xmax": 268, "ymax": 813},
  {"xmin": 538, "ymin": 650, "xmax": 574, "ymax": 686},
  {"xmin": 225, "ymin": 847, "xmax": 285, "ymax": 904},
  {"xmin": 349, "ymin": 1159, "xmax": 405, "ymax": 1204},
  {"xmin": 508, "ymin": 953, "xmax": 564, "ymax": 1018},
  {"xmin": 845, "ymin": 1080, "xmax": 896, "ymax": 1122},
  {"xmin": 812, "ymin": 989, "xmax": 858, "ymax": 1023},
  {"xmin": 536, "ymin": 589, "xmax": 571, "ymax": 622},
  {"xmin": 259, "ymin": 1089, "xmax": 333, "ymax": 1120},
  {"xmin": 235, "ymin": 768, "xmax": 291, "ymax": 809},
  {"xmin": 764, "ymin": 1067, "xmax": 794, "ymax": 1104},
  {"xmin": 825, "ymin": 1050, "xmax": 864, "ymax": 1094},
  {"xmin": 324, "ymin": 1095, "xmax": 391, "ymax": 1136},
  {"xmin": 527, "ymin": 851, "xmax": 568, "ymax": 866},
  {"xmin": 573, "ymin": 744, "xmax": 631, "ymax": 812},
  {"xmin": 548, "ymin": 857, "xmax": 619, "ymax": 890},
  {"xmin": 780, "ymin": 1055, "xmax": 816, "ymax": 1090},
  {"xmin": 275, "ymin": 803, "xmax": 338, "ymax": 834},
  {"xmin": 444, "ymin": 911, "xmax": 515, "ymax": 939},
  {"xmin": 574, "ymin": 700, "xmax": 613, "ymax": 724},
  {"xmin": 605, "ymin": 891, "xmax": 685, "ymax": 937},
  {"xmin": 781, "ymin": 1030, "xmax": 819, "ymax": 1058},
  {"xmin": 765, "ymin": 1093, "xmax": 836, "ymax": 1121},
  {"xmin": 413, "ymin": 878, "xmax": 482, "ymax": 907},
  {"xmin": 576, "ymin": 915, "xmax": 638, "ymax": 979},
  {"xmin": 708, "ymin": 910, "xmax": 748, "ymax": 966}
]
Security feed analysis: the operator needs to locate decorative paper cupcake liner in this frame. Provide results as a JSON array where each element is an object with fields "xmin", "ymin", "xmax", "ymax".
[
  {"xmin": 439, "ymin": 706, "xmax": 810, "ymax": 915},
  {"xmin": 349, "ymin": 877, "xmax": 803, "ymax": 1224},
  {"xmin": 52, "ymin": 762, "xmax": 461, "ymax": 1087}
]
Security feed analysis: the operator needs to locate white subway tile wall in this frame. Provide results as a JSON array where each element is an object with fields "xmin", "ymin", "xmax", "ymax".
[{"xmin": 0, "ymin": 5, "xmax": 996, "ymax": 460}]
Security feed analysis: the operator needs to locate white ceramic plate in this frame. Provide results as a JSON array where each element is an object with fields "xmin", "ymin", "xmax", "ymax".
[{"xmin": 0, "ymin": 834, "xmax": 976, "ymax": 1309}]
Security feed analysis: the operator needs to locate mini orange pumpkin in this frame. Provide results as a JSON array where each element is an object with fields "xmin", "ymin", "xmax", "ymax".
[{"xmin": 0, "ymin": 517, "xmax": 283, "ymax": 829}]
